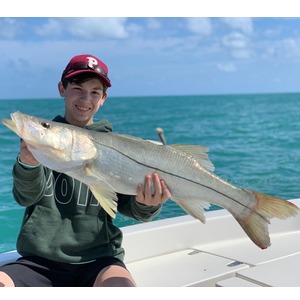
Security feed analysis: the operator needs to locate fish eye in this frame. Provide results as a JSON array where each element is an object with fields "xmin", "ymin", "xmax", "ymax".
[{"xmin": 41, "ymin": 122, "xmax": 51, "ymax": 129}]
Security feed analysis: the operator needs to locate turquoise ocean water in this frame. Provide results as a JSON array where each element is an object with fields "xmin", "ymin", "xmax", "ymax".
[{"xmin": 1, "ymin": 93, "xmax": 300, "ymax": 254}]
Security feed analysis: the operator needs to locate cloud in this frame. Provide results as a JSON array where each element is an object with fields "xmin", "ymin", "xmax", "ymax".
[
  {"xmin": 222, "ymin": 31, "xmax": 252, "ymax": 58},
  {"xmin": 257, "ymin": 37, "xmax": 300, "ymax": 62},
  {"xmin": 217, "ymin": 62, "xmax": 237, "ymax": 72},
  {"xmin": 185, "ymin": 17, "xmax": 212, "ymax": 36},
  {"xmin": 34, "ymin": 19, "xmax": 63, "ymax": 36},
  {"xmin": 0, "ymin": 18, "xmax": 22, "ymax": 39},
  {"xmin": 222, "ymin": 31, "xmax": 249, "ymax": 48},
  {"xmin": 146, "ymin": 18, "xmax": 161, "ymax": 30},
  {"xmin": 68, "ymin": 18, "xmax": 130, "ymax": 39},
  {"xmin": 222, "ymin": 17, "xmax": 253, "ymax": 34},
  {"xmin": 281, "ymin": 38, "xmax": 300, "ymax": 59},
  {"xmin": 35, "ymin": 18, "xmax": 131, "ymax": 40}
]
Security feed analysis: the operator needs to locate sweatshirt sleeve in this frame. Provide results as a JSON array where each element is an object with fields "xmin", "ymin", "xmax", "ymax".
[
  {"xmin": 12, "ymin": 159, "xmax": 48, "ymax": 207},
  {"xmin": 117, "ymin": 193, "xmax": 162, "ymax": 222}
]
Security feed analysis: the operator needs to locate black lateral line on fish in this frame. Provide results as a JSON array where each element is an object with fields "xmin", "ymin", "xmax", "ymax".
[{"xmin": 95, "ymin": 141, "xmax": 268, "ymax": 222}]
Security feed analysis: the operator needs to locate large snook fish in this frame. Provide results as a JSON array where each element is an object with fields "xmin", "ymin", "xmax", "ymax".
[{"xmin": 2, "ymin": 112, "xmax": 299, "ymax": 249}]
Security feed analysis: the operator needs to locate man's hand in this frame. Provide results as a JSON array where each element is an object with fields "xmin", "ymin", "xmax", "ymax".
[
  {"xmin": 136, "ymin": 172, "xmax": 171, "ymax": 206},
  {"xmin": 19, "ymin": 140, "xmax": 39, "ymax": 166}
]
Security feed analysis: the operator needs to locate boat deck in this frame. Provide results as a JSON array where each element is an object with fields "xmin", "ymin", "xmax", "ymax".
[{"xmin": 123, "ymin": 198, "xmax": 300, "ymax": 287}]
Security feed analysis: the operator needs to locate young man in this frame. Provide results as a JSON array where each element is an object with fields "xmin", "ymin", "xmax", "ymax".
[{"xmin": 0, "ymin": 54, "xmax": 171, "ymax": 287}]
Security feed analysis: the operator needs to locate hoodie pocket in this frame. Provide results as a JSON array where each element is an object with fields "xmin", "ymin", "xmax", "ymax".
[{"xmin": 17, "ymin": 205, "xmax": 112, "ymax": 262}]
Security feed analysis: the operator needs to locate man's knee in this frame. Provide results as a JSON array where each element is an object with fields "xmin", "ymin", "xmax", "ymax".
[
  {"xmin": 93, "ymin": 265, "xmax": 136, "ymax": 287},
  {"xmin": 0, "ymin": 272, "xmax": 15, "ymax": 287}
]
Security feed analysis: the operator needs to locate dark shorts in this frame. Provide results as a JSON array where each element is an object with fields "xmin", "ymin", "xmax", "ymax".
[{"xmin": 0, "ymin": 256, "xmax": 126, "ymax": 287}]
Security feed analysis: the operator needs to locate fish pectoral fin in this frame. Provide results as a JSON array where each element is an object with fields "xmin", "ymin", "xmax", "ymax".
[
  {"xmin": 170, "ymin": 144, "xmax": 215, "ymax": 171},
  {"xmin": 174, "ymin": 198, "xmax": 211, "ymax": 224},
  {"xmin": 89, "ymin": 182, "xmax": 118, "ymax": 219},
  {"xmin": 84, "ymin": 165, "xmax": 118, "ymax": 218}
]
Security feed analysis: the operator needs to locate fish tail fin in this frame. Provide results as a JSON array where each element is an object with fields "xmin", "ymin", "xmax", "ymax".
[{"xmin": 235, "ymin": 190, "xmax": 299, "ymax": 249}]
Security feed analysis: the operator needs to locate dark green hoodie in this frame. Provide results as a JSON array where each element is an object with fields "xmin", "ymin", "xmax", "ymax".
[{"xmin": 12, "ymin": 116, "xmax": 162, "ymax": 263}]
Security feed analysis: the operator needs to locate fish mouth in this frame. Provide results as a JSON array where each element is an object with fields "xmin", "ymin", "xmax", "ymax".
[
  {"xmin": 2, "ymin": 112, "xmax": 33, "ymax": 139},
  {"xmin": 2, "ymin": 118, "xmax": 19, "ymax": 135}
]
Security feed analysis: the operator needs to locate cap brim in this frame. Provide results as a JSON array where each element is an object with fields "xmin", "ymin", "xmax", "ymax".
[{"xmin": 63, "ymin": 69, "xmax": 111, "ymax": 87}]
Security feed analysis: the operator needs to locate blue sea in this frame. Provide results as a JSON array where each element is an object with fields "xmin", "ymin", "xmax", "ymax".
[{"xmin": 1, "ymin": 93, "xmax": 300, "ymax": 254}]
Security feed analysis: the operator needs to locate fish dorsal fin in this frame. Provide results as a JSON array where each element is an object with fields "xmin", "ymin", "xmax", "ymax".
[
  {"xmin": 170, "ymin": 144, "xmax": 215, "ymax": 172},
  {"xmin": 84, "ymin": 166, "xmax": 118, "ymax": 218}
]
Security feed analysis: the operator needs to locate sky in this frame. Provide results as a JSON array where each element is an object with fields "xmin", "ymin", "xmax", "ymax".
[{"xmin": 1, "ymin": 2, "xmax": 300, "ymax": 99}]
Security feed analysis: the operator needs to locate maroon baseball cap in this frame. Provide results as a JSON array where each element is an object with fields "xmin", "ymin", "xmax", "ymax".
[{"xmin": 61, "ymin": 54, "xmax": 111, "ymax": 87}]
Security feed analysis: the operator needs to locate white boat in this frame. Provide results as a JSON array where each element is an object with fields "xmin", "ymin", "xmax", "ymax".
[{"xmin": 1, "ymin": 198, "xmax": 300, "ymax": 287}]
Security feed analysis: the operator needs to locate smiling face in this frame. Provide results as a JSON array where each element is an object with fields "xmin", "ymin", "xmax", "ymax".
[{"xmin": 58, "ymin": 76, "xmax": 107, "ymax": 127}]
